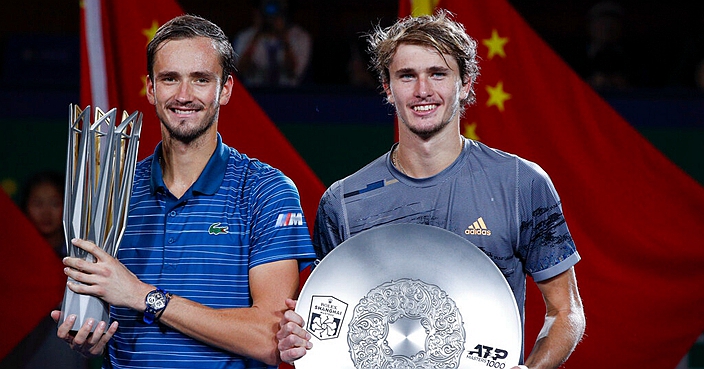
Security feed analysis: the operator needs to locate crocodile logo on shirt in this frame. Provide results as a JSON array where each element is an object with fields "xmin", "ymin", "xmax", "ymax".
[{"xmin": 208, "ymin": 222, "xmax": 229, "ymax": 235}]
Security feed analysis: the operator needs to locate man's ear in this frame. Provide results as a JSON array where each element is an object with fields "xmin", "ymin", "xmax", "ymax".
[
  {"xmin": 384, "ymin": 82, "xmax": 394, "ymax": 105},
  {"xmin": 219, "ymin": 75, "xmax": 234, "ymax": 106},
  {"xmin": 460, "ymin": 78, "xmax": 471, "ymax": 100},
  {"xmin": 146, "ymin": 76, "xmax": 156, "ymax": 105}
]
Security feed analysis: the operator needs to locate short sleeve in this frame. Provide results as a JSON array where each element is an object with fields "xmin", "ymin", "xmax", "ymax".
[
  {"xmin": 517, "ymin": 160, "xmax": 580, "ymax": 282},
  {"xmin": 248, "ymin": 166, "xmax": 316, "ymax": 269}
]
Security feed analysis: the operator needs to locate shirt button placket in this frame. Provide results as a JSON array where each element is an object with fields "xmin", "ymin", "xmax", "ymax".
[{"xmin": 165, "ymin": 208, "xmax": 179, "ymax": 268}]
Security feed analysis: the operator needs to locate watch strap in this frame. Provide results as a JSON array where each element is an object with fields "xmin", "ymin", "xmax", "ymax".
[{"xmin": 143, "ymin": 287, "xmax": 172, "ymax": 324}]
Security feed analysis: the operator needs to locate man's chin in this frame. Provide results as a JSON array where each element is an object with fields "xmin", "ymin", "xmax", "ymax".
[
  {"xmin": 158, "ymin": 110, "xmax": 216, "ymax": 144},
  {"xmin": 166, "ymin": 124, "xmax": 215, "ymax": 144}
]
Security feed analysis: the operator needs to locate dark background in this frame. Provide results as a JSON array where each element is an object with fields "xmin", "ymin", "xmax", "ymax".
[{"xmin": 2, "ymin": 1, "xmax": 703, "ymax": 88}]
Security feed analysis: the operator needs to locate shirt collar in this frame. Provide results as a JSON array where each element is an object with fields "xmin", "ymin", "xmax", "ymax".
[{"xmin": 150, "ymin": 133, "xmax": 228, "ymax": 196}]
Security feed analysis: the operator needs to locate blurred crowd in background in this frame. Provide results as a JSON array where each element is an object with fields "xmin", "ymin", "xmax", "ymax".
[{"xmin": 1, "ymin": 0, "xmax": 702, "ymax": 95}]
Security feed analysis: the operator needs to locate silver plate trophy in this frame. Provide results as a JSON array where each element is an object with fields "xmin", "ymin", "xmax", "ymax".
[
  {"xmin": 59, "ymin": 104, "xmax": 142, "ymax": 331},
  {"xmin": 295, "ymin": 224, "xmax": 522, "ymax": 369}
]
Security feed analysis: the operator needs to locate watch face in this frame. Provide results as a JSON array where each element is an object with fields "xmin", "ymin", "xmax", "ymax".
[
  {"xmin": 147, "ymin": 291, "xmax": 166, "ymax": 309},
  {"xmin": 154, "ymin": 298, "xmax": 165, "ymax": 309}
]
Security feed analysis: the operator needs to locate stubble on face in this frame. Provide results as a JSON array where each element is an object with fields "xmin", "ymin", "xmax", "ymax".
[
  {"xmin": 156, "ymin": 97, "xmax": 220, "ymax": 145},
  {"xmin": 397, "ymin": 101, "xmax": 458, "ymax": 139}
]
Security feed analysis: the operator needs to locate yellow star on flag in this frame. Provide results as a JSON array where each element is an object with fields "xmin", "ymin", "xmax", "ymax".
[
  {"xmin": 1, "ymin": 178, "xmax": 18, "ymax": 197},
  {"xmin": 410, "ymin": 0, "xmax": 439, "ymax": 16},
  {"xmin": 482, "ymin": 29, "xmax": 508, "ymax": 59},
  {"xmin": 462, "ymin": 122, "xmax": 480, "ymax": 141},
  {"xmin": 486, "ymin": 81, "xmax": 511, "ymax": 111},
  {"xmin": 143, "ymin": 20, "xmax": 160, "ymax": 45}
]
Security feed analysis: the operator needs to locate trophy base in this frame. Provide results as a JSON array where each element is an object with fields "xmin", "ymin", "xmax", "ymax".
[{"xmin": 59, "ymin": 278, "xmax": 110, "ymax": 332}]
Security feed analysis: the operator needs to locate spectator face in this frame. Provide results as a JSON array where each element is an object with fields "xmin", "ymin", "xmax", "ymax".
[{"xmin": 25, "ymin": 182, "xmax": 63, "ymax": 239}]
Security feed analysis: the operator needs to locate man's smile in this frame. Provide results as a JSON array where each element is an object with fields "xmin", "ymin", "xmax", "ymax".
[{"xmin": 412, "ymin": 104, "xmax": 439, "ymax": 113}]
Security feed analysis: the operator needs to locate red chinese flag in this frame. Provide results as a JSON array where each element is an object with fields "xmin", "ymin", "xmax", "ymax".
[
  {"xmin": 80, "ymin": 0, "xmax": 325, "ymax": 233},
  {"xmin": 400, "ymin": 1, "xmax": 704, "ymax": 367},
  {"xmin": 0, "ymin": 191, "xmax": 65, "ymax": 359}
]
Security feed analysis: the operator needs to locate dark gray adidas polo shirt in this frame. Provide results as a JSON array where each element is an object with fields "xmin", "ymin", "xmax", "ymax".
[{"xmin": 314, "ymin": 138, "xmax": 580, "ymax": 326}]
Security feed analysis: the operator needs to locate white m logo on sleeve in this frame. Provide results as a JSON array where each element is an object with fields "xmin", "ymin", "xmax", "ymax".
[{"xmin": 275, "ymin": 212, "xmax": 303, "ymax": 227}]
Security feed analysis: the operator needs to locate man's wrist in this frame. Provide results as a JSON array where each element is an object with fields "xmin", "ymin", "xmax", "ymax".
[{"xmin": 143, "ymin": 287, "xmax": 172, "ymax": 324}]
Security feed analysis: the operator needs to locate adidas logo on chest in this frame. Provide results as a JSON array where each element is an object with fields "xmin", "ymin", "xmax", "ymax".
[{"xmin": 465, "ymin": 217, "xmax": 492, "ymax": 236}]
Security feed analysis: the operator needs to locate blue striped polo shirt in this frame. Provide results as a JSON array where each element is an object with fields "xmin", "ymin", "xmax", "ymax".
[{"xmin": 107, "ymin": 134, "xmax": 315, "ymax": 369}]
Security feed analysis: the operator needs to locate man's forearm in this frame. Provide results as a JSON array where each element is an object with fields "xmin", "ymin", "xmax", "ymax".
[
  {"xmin": 158, "ymin": 297, "xmax": 283, "ymax": 365},
  {"xmin": 523, "ymin": 309, "xmax": 585, "ymax": 369}
]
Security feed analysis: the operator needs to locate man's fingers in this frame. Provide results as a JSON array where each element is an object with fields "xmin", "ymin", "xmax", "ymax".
[
  {"xmin": 278, "ymin": 331, "xmax": 312, "ymax": 363},
  {"xmin": 86, "ymin": 320, "xmax": 118, "ymax": 356},
  {"xmin": 281, "ymin": 347, "xmax": 308, "ymax": 364},
  {"xmin": 62, "ymin": 254, "xmax": 99, "ymax": 276},
  {"xmin": 70, "ymin": 238, "xmax": 108, "ymax": 260},
  {"xmin": 284, "ymin": 298, "xmax": 297, "ymax": 310},
  {"xmin": 71, "ymin": 319, "xmax": 96, "ymax": 347},
  {"xmin": 277, "ymin": 322, "xmax": 313, "ymax": 349},
  {"xmin": 281, "ymin": 309, "xmax": 305, "ymax": 327},
  {"xmin": 88, "ymin": 321, "xmax": 108, "ymax": 345},
  {"xmin": 64, "ymin": 275, "xmax": 94, "ymax": 295},
  {"xmin": 50, "ymin": 310, "xmax": 62, "ymax": 323},
  {"xmin": 56, "ymin": 314, "xmax": 77, "ymax": 340},
  {"xmin": 278, "ymin": 321, "xmax": 309, "ymax": 339},
  {"xmin": 106, "ymin": 321, "xmax": 119, "ymax": 335}
]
